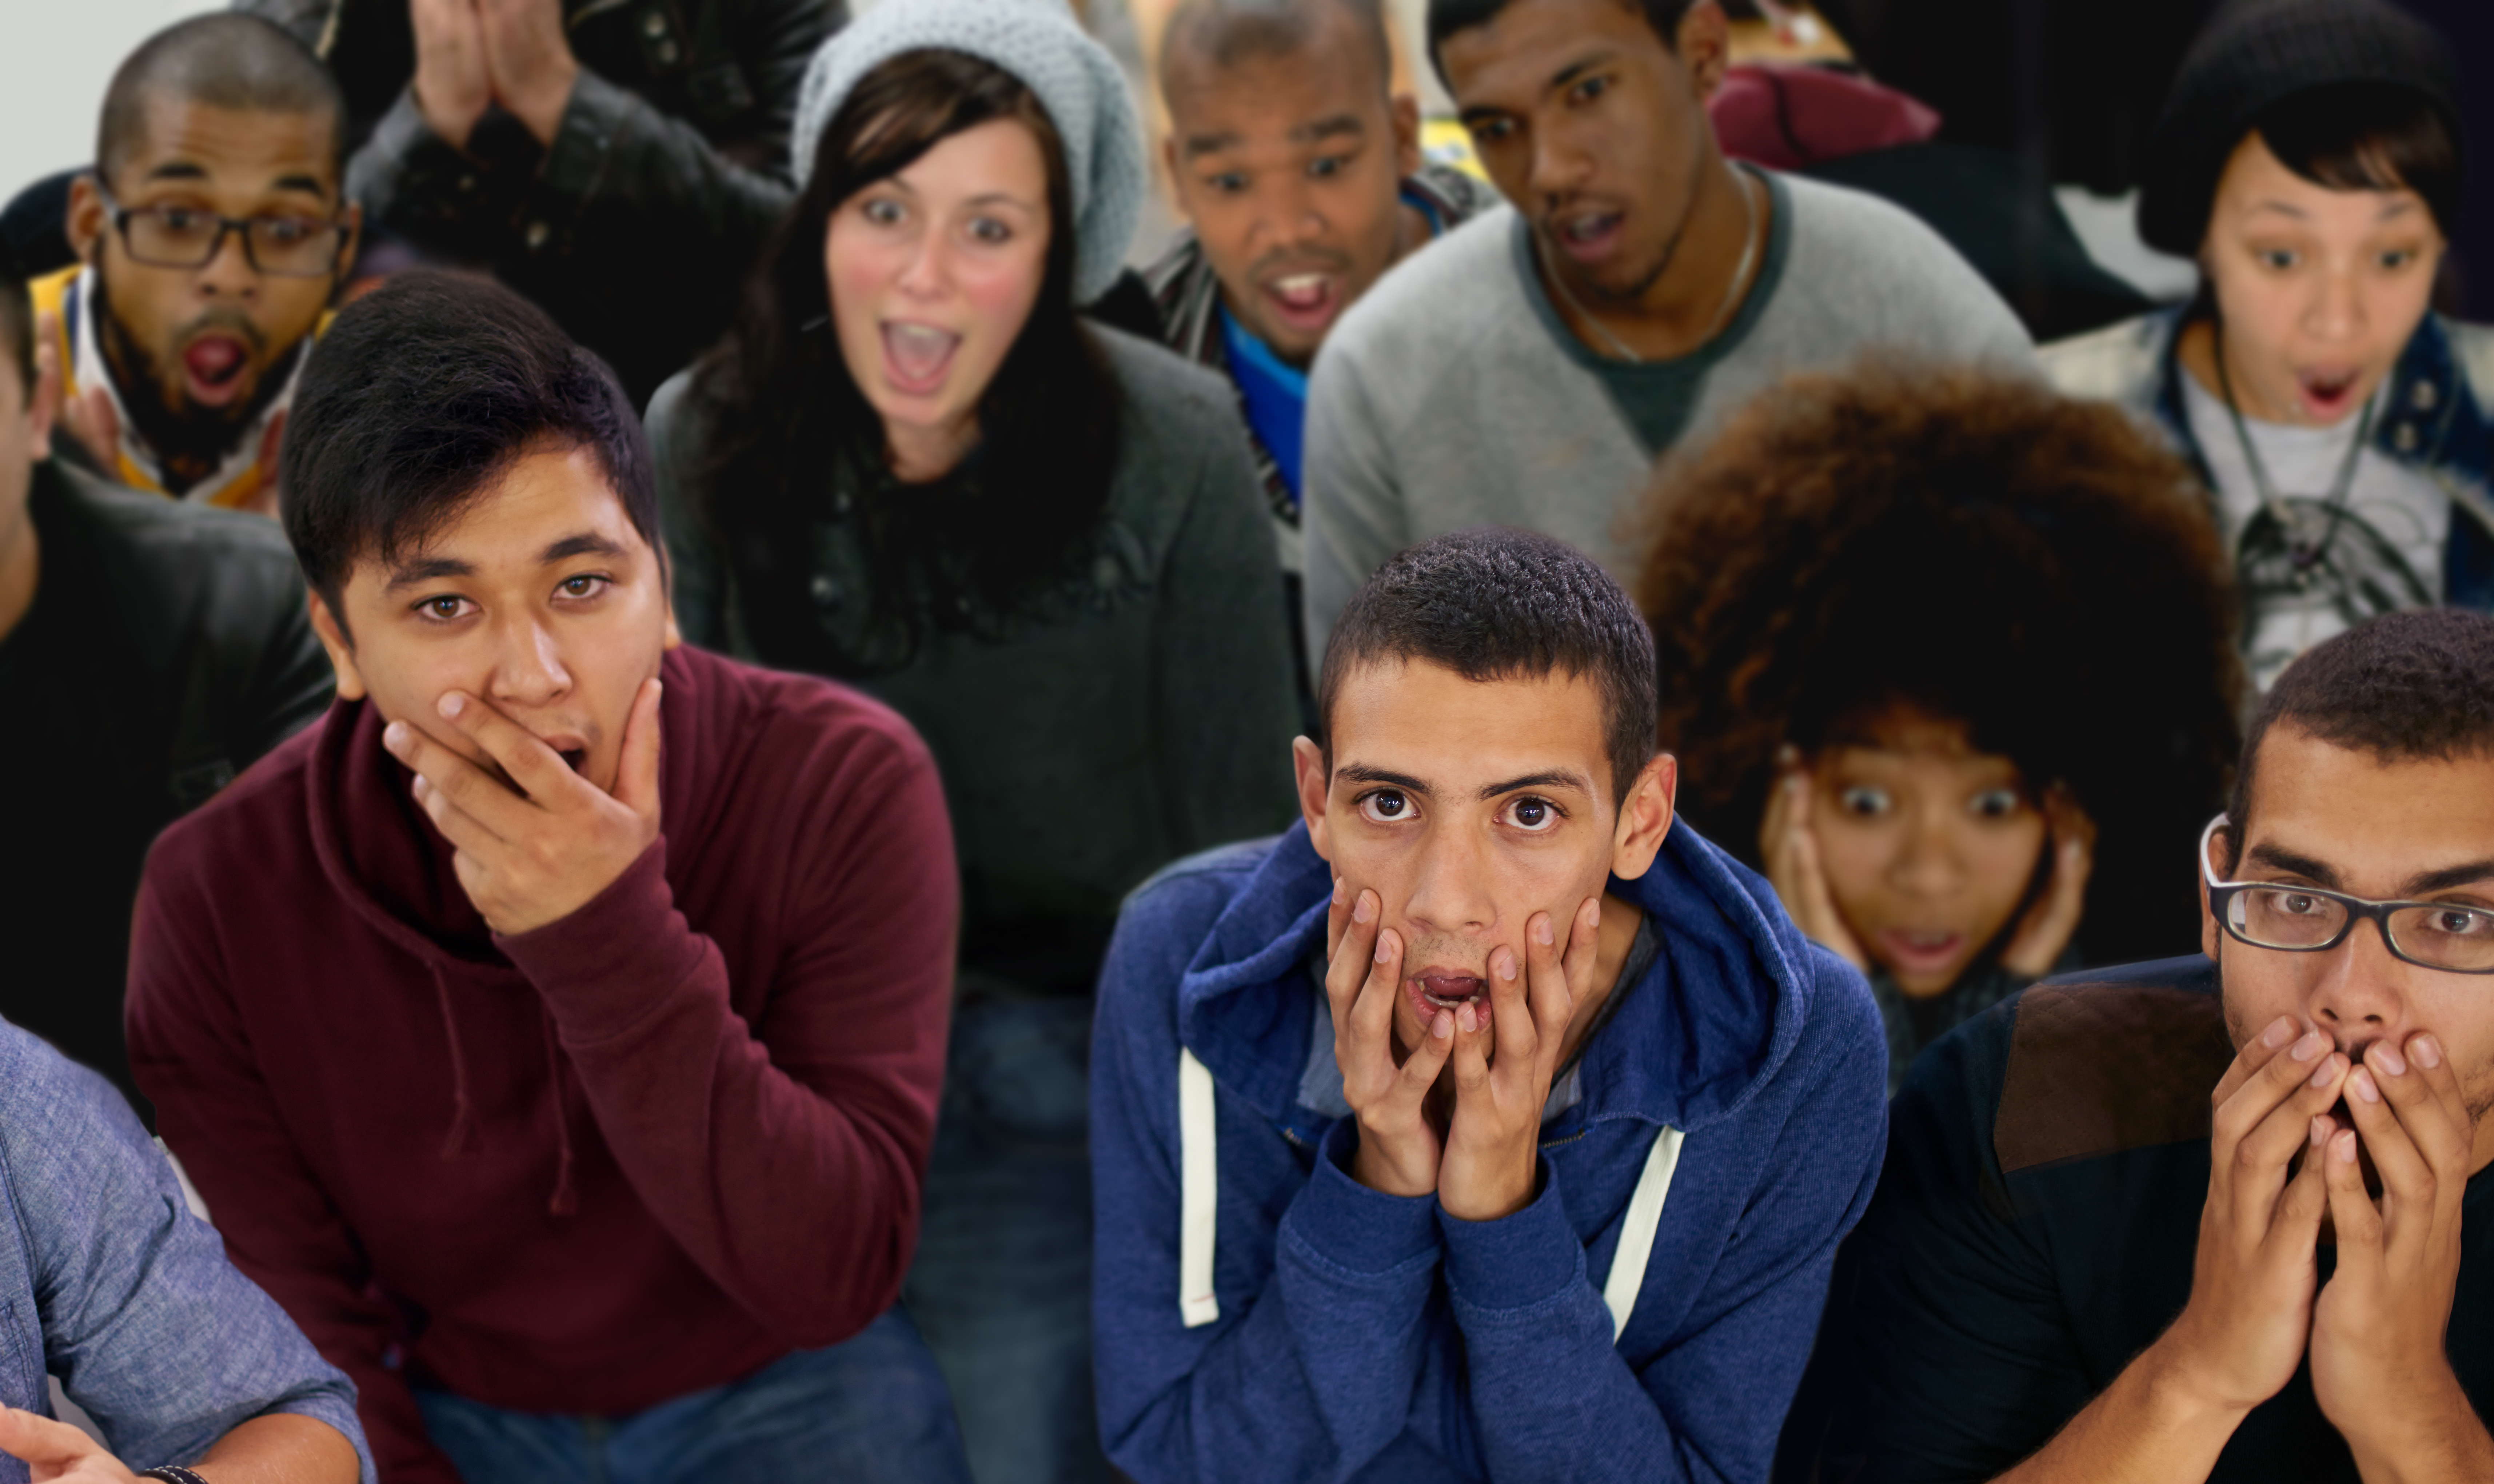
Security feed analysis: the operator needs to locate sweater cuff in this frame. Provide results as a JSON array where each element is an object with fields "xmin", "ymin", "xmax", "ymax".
[
  {"xmin": 495, "ymin": 839, "xmax": 706, "ymax": 1040},
  {"xmin": 1279, "ymin": 1118, "xmax": 1441, "ymax": 1276},
  {"xmin": 353, "ymin": 89, "xmax": 507, "ymax": 228},
  {"xmin": 517, "ymin": 69, "xmax": 639, "ymax": 252},
  {"xmin": 1438, "ymin": 1155, "xmax": 1584, "ymax": 1311}
]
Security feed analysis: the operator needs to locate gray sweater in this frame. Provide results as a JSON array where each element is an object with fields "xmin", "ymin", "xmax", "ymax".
[
  {"xmin": 647, "ymin": 327, "xmax": 1302, "ymax": 1002},
  {"xmin": 1301, "ymin": 171, "xmax": 2036, "ymax": 663}
]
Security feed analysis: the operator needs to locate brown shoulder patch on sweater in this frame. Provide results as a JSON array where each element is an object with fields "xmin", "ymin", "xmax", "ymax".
[{"xmin": 1994, "ymin": 983, "xmax": 2234, "ymax": 1175}]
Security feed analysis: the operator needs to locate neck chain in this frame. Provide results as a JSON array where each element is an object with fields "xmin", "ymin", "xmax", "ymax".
[
  {"xmin": 2212, "ymin": 322, "xmax": 2376, "ymax": 574},
  {"xmin": 1546, "ymin": 168, "xmax": 1760, "ymax": 365}
]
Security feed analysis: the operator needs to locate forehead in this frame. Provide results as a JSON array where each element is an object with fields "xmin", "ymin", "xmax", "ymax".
[
  {"xmin": 1440, "ymin": 0, "xmax": 1659, "ymax": 91},
  {"xmin": 1165, "ymin": 21, "xmax": 1386, "ymax": 135},
  {"xmin": 2216, "ymin": 132, "xmax": 2425, "ymax": 226},
  {"xmin": 1329, "ymin": 658, "xmax": 1608, "ymax": 783},
  {"xmin": 2247, "ymin": 727, "xmax": 2494, "ymax": 881},
  {"xmin": 348, "ymin": 446, "xmax": 642, "ymax": 592},
  {"xmin": 885, "ymin": 117, "xmax": 1049, "ymax": 199},
  {"xmin": 119, "ymin": 98, "xmax": 337, "ymax": 193}
]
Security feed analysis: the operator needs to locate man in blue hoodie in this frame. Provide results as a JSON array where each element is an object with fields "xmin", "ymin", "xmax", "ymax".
[{"xmin": 1089, "ymin": 526, "xmax": 1889, "ymax": 1483}]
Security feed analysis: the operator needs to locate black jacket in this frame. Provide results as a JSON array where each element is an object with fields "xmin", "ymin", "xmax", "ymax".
[
  {"xmin": 241, "ymin": 0, "xmax": 844, "ymax": 403},
  {"xmin": 0, "ymin": 460, "xmax": 331, "ymax": 1110}
]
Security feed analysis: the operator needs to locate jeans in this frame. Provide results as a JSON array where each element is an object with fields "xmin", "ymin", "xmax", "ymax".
[
  {"xmin": 413, "ymin": 1308, "xmax": 970, "ymax": 1484},
  {"xmin": 904, "ymin": 996, "xmax": 1107, "ymax": 1484}
]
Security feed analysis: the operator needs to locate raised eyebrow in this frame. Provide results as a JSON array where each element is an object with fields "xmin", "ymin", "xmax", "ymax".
[
  {"xmin": 1477, "ymin": 769, "xmax": 1591, "ymax": 802},
  {"xmin": 1290, "ymin": 114, "xmax": 1365, "ymax": 145},
  {"xmin": 2400, "ymin": 859, "xmax": 2494, "ymax": 897},
  {"xmin": 2244, "ymin": 842, "xmax": 2342, "ymax": 890},
  {"xmin": 384, "ymin": 555, "xmax": 476, "ymax": 593},
  {"xmin": 1334, "ymin": 763, "xmax": 1433, "ymax": 797},
  {"xmin": 1180, "ymin": 130, "xmax": 1244, "ymax": 161}
]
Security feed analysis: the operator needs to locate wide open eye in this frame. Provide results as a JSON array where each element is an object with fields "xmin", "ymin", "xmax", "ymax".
[
  {"xmin": 1357, "ymin": 789, "xmax": 1413, "ymax": 825},
  {"xmin": 1504, "ymin": 795, "xmax": 1562, "ymax": 833},
  {"xmin": 1968, "ymin": 787, "xmax": 2022, "ymax": 820},
  {"xmin": 1838, "ymin": 786, "xmax": 1891, "ymax": 818}
]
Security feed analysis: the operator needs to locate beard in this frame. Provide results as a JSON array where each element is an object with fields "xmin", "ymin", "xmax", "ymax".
[{"xmin": 91, "ymin": 265, "xmax": 294, "ymax": 482}]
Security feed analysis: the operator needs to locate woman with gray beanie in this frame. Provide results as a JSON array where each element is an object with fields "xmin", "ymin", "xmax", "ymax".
[
  {"xmin": 643, "ymin": 3, "xmax": 1300, "ymax": 1480},
  {"xmin": 2040, "ymin": 0, "xmax": 2491, "ymax": 694}
]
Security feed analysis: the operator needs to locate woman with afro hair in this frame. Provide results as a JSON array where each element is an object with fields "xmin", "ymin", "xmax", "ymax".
[{"xmin": 1639, "ymin": 363, "xmax": 2245, "ymax": 1093}]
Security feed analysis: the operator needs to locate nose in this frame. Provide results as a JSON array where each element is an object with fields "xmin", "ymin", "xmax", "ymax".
[
  {"xmin": 1401, "ymin": 824, "xmax": 1499, "ymax": 942},
  {"xmin": 1261, "ymin": 176, "xmax": 1327, "ymax": 253},
  {"xmin": 486, "ymin": 615, "xmax": 573, "ymax": 711},
  {"xmin": 2308, "ymin": 912, "xmax": 2407, "ymax": 1044},
  {"xmin": 195, "ymin": 223, "xmax": 260, "ymax": 302},
  {"xmin": 1886, "ymin": 807, "xmax": 1967, "ymax": 899},
  {"xmin": 1528, "ymin": 123, "xmax": 1592, "ymax": 203},
  {"xmin": 2302, "ymin": 264, "xmax": 2365, "ymax": 346},
  {"xmin": 894, "ymin": 228, "xmax": 950, "ymax": 301}
]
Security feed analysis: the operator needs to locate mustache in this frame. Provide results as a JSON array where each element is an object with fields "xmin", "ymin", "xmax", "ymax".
[
  {"xmin": 1246, "ymin": 247, "xmax": 1354, "ymax": 283},
  {"xmin": 172, "ymin": 306, "xmax": 269, "ymax": 358}
]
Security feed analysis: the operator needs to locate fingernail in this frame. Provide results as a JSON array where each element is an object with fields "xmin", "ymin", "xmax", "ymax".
[
  {"xmin": 1495, "ymin": 950, "xmax": 1516, "ymax": 981},
  {"xmin": 2263, "ymin": 1018, "xmax": 2295, "ymax": 1049},
  {"xmin": 438, "ymin": 692, "xmax": 465, "ymax": 719},
  {"xmin": 2292, "ymin": 1029, "xmax": 2326, "ymax": 1062},
  {"xmin": 1374, "ymin": 928, "xmax": 1394, "ymax": 964},
  {"xmin": 383, "ymin": 720, "xmax": 408, "ymax": 751},
  {"xmin": 1431, "ymin": 1010, "xmax": 1452, "ymax": 1040},
  {"xmin": 1353, "ymin": 891, "xmax": 1375, "ymax": 925},
  {"xmin": 2372, "ymin": 1042, "xmax": 2407, "ymax": 1078},
  {"xmin": 2414, "ymin": 1034, "xmax": 2443, "ymax": 1069},
  {"xmin": 1331, "ymin": 877, "xmax": 1345, "ymax": 906},
  {"xmin": 2311, "ymin": 1054, "xmax": 2342, "ymax": 1089},
  {"xmin": 2351, "ymin": 1069, "xmax": 2380, "ymax": 1104},
  {"xmin": 1583, "ymin": 900, "xmax": 1601, "ymax": 930},
  {"xmin": 1459, "ymin": 1003, "xmax": 1477, "ymax": 1034},
  {"xmin": 2311, "ymin": 1116, "xmax": 2327, "ymax": 1146},
  {"xmin": 1536, "ymin": 917, "xmax": 1555, "ymax": 946},
  {"xmin": 2335, "ymin": 1130, "xmax": 2359, "ymax": 1165},
  {"xmin": 411, "ymin": 775, "xmax": 428, "ymax": 798}
]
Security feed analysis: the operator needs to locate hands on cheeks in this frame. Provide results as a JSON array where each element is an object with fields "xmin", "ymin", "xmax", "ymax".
[
  {"xmin": 2001, "ymin": 788, "xmax": 2095, "ymax": 979},
  {"xmin": 1325, "ymin": 878, "xmax": 1603, "ymax": 1221},
  {"xmin": 381, "ymin": 679, "xmax": 663, "ymax": 937},
  {"xmin": 0, "ymin": 1406, "xmax": 145, "ymax": 1484},
  {"xmin": 1760, "ymin": 764, "xmax": 1867, "ymax": 973},
  {"xmin": 410, "ymin": 0, "xmax": 581, "ymax": 149}
]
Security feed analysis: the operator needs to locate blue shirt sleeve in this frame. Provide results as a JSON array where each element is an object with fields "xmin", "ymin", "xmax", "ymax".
[{"xmin": 3, "ymin": 1032, "xmax": 373, "ymax": 1481}]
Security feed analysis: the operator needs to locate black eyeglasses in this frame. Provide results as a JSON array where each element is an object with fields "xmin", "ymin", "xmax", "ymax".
[
  {"xmin": 2199, "ymin": 814, "xmax": 2494, "ymax": 974},
  {"xmin": 98, "ymin": 187, "xmax": 346, "ymax": 279}
]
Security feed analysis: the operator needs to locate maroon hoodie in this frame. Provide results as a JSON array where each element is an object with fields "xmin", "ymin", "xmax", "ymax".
[{"xmin": 127, "ymin": 644, "xmax": 958, "ymax": 1482}]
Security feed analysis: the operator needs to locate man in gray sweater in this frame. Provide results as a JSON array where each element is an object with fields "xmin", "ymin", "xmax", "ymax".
[{"xmin": 1302, "ymin": 0, "xmax": 2035, "ymax": 661}]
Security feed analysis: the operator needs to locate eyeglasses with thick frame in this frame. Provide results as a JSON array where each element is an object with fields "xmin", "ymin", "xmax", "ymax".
[
  {"xmin": 2199, "ymin": 814, "xmax": 2494, "ymax": 974},
  {"xmin": 95, "ymin": 186, "xmax": 348, "ymax": 279}
]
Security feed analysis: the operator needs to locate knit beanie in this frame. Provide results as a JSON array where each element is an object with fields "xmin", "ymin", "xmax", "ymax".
[
  {"xmin": 790, "ymin": 0, "xmax": 1147, "ymax": 305},
  {"xmin": 2137, "ymin": 0, "xmax": 2460, "ymax": 257}
]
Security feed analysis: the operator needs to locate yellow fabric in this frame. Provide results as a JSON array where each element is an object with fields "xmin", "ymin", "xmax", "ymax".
[{"xmin": 27, "ymin": 264, "xmax": 331, "ymax": 511}]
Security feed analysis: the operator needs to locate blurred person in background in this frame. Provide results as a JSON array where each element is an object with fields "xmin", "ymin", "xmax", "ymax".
[
  {"xmin": 0, "ymin": 248, "xmax": 328, "ymax": 1114},
  {"xmin": 2043, "ymin": 0, "xmax": 2489, "ymax": 692},
  {"xmin": 1145, "ymin": 0, "xmax": 1496, "ymax": 703},
  {"xmin": 239, "ymin": 0, "xmax": 844, "ymax": 404},
  {"xmin": 648, "ymin": 3, "xmax": 1300, "ymax": 1479},
  {"xmin": 1298, "ymin": 0, "xmax": 2034, "ymax": 665},
  {"xmin": 1641, "ymin": 364, "xmax": 2242, "ymax": 1096},
  {"xmin": 36, "ymin": 13, "xmax": 355, "ymax": 513}
]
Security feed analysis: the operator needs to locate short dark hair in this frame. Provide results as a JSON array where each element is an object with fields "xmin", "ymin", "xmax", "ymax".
[
  {"xmin": 1318, "ymin": 527, "xmax": 1659, "ymax": 807},
  {"xmin": 1162, "ymin": 0, "xmax": 1392, "ymax": 92},
  {"xmin": 0, "ymin": 247, "xmax": 30, "ymax": 395},
  {"xmin": 97, "ymin": 14, "xmax": 346, "ymax": 187},
  {"xmin": 2227, "ymin": 610, "xmax": 2494, "ymax": 869},
  {"xmin": 1641, "ymin": 363, "xmax": 2244, "ymax": 965},
  {"xmin": 282, "ymin": 272, "xmax": 661, "ymax": 629},
  {"xmin": 2253, "ymin": 84, "xmax": 2462, "ymax": 242},
  {"xmin": 1425, "ymin": 0, "xmax": 1696, "ymax": 79}
]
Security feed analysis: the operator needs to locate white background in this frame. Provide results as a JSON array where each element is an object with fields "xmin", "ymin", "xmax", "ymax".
[{"xmin": 1, "ymin": 1, "xmax": 223, "ymax": 213}]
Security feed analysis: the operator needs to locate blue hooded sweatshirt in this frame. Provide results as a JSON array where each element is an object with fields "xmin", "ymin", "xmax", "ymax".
[{"xmin": 1090, "ymin": 820, "xmax": 1888, "ymax": 1483}]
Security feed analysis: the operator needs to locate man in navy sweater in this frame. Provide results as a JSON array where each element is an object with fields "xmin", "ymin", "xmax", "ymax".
[{"xmin": 1089, "ymin": 526, "xmax": 1888, "ymax": 1482}]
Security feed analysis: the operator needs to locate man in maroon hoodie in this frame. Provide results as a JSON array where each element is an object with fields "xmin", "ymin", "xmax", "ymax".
[{"xmin": 125, "ymin": 272, "xmax": 972, "ymax": 1484}]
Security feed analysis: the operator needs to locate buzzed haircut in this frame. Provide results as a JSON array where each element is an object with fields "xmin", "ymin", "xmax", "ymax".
[
  {"xmin": 1318, "ymin": 527, "xmax": 1659, "ymax": 807},
  {"xmin": 96, "ymin": 14, "xmax": 346, "ymax": 187},
  {"xmin": 2227, "ymin": 609, "xmax": 2494, "ymax": 868},
  {"xmin": 1425, "ymin": 0, "xmax": 1696, "ymax": 77},
  {"xmin": 1161, "ymin": 0, "xmax": 1393, "ymax": 91},
  {"xmin": 282, "ymin": 272, "xmax": 662, "ymax": 630}
]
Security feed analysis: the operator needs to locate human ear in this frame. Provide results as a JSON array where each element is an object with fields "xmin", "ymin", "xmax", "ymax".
[
  {"xmin": 1609, "ymin": 753, "xmax": 1678, "ymax": 881},
  {"xmin": 1678, "ymin": 0, "xmax": 1733, "ymax": 104},
  {"xmin": 65, "ymin": 175, "xmax": 104, "ymax": 266},
  {"xmin": 1391, "ymin": 94, "xmax": 1422, "ymax": 179},
  {"xmin": 1293, "ymin": 735, "xmax": 1334, "ymax": 860},
  {"xmin": 2201, "ymin": 825, "xmax": 2226, "ymax": 962},
  {"xmin": 306, "ymin": 589, "xmax": 369, "ymax": 701}
]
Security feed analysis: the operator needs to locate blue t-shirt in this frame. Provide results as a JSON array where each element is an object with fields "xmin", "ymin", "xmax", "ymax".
[{"xmin": 1218, "ymin": 304, "xmax": 1309, "ymax": 507}]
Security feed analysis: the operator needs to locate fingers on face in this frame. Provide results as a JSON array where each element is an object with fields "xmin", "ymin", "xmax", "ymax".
[
  {"xmin": 2213, "ymin": 1016, "xmax": 2302, "ymax": 1108},
  {"xmin": 2344, "ymin": 1057, "xmax": 2441, "ymax": 1215},
  {"xmin": 2393, "ymin": 1032, "xmax": 2470, "ymax": 1161},
  {"xmin": 617, "ymin": 677, "xmax": 665, "ymax": 811},
  {"xmin": 410, "ymin": 773, "xmax": 498, "ymax": 851},
  {"xmin": 2222, "ymin": 1032, "xmax": 2347, "ymax": 1206},
  {"xmin": 1325, "ymin": 875, "xmax": 1350, "ymax": 964},
  {"xmin": 1352, "ymin": 922, "xmax": 1402, "ymax": 1047},
  {"xmin": 1325, "ymin": 886, "xmax": 1378, "ymax": 1005},
  {"xmin": 2323, "ymin": 1124, "xmax": 2386, "ymax": 1253},
  {"xmin": 438, "ymin": 691, "xmax": 567, "ymax": 799},
  {"xmin": 2269, "ymin": 1115, "xmax": 2333, "ymax": 1239}
]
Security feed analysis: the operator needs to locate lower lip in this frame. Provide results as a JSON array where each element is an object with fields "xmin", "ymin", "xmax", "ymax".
[
  {"xmin": 1553, "ymin": 215, "xmax": 1625, "ymax": 267},
  {"xmin": 1876, "ymin": 931, "xmax": 1968, "ymax": 977},
  {"xmin": 1404, "ymin": 977, "xmax": 1486, "ymax": 1025},
  {"xmin": 181, "ymin": 350, "xmax": 249, "ymax": 407},
  {"xmin": 2298, "ymin": 378, "xmax": 2361, "ymax": 422}
]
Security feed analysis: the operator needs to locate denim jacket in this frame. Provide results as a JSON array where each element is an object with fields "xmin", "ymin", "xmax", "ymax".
[
  {"xmin": 2041, "ymin": 306, "xmax": 2494, "ymax": 610},
  {"xmin": 0, "ymin": 1023, "xmax": 370, "ymax": 1483}
]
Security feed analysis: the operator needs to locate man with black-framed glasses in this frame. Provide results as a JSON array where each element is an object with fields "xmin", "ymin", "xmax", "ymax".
[
  {"xmin": 1845, "ymin": 607, "xmax": 2494, "ymax": 1484},
  {"xmin": 33, "ymin": 12, "xmax": 357, "ymax": 513}
]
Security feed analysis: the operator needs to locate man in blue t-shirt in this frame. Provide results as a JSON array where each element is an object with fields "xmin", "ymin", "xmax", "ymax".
[{"xmin": 1144, "ymin": 0, "xmax": 1492, "ymax": 697}]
